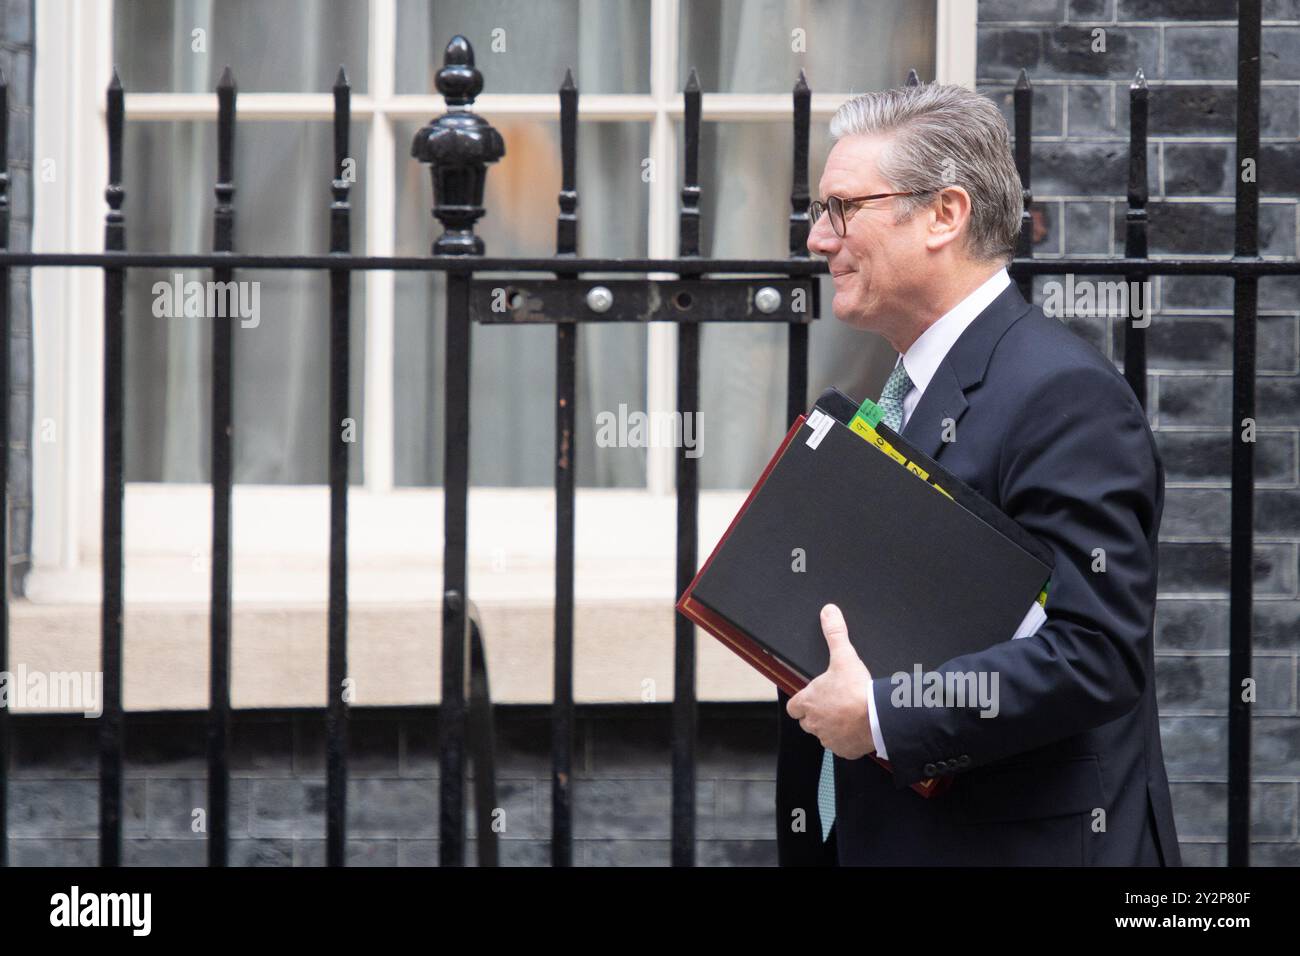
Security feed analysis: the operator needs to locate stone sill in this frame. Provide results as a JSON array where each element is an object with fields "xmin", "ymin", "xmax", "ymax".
[{"xmin": 6, "ymin": 597, "xmax": 778, "ymax": 711}]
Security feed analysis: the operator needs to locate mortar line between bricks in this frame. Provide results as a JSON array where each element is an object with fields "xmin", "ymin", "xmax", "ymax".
[
  {"xmin": 978, "ymin": 78, "xmax": 1300, "ymax": 87},
  {"xmin": 1170, "ymin": 711, "xmax": 1297, "ymax": 718},
  {"xmin": 1025, "ymin": 134, "xmax": 1300, "ymax": 144},
  {"xmin": 1137, "ymin": 309, "xmax": 1300, "ymax": 317},
  {"xmin": 1169, "ymin": 776, "xmax": 1300, "ymax": 784},
  {"xmin": 1165, "ymin": 709, "xmax": 1297, "ymax": 717},
  {"xmin": 1153, "ymin": 535, "xmax": 1295, "ymax": 544},
  {"xmin": 1157, "ymin": 424, "xmax": 1298, "ymax": 431},
  {"xmin": 1165, "ymin": 480, "xmax": 1299, "ymax": 489},
  {"xmin": 1160, "ymin": 649, "xmax": 1295, "ymax": 657},
  {"xmin": 979, "ymin": 20, "xmax": 1288, "ymax": 27}
]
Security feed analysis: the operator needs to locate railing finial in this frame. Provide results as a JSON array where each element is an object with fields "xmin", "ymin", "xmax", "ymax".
[
  {"xmin": 411, "ymin": 36, "xmax": 506, "ymax": 256},
  {"xmin": 435, "ymin": 34, "xmax": 483, "ymax": 107}
]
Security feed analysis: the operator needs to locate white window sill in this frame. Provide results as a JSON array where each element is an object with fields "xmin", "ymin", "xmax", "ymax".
[{"xmin": 16, "ymin": 485, "xmax": 777, "ymax": 708}]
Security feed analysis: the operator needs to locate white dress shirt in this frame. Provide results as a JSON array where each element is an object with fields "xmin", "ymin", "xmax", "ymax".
[
  {"xmin": 863, "ymin": 266, "xmax": 1047, "ymax": 761},
  {"xmin": 896, "ymin": 267, "xmax": 1012, "ymax": 432}
]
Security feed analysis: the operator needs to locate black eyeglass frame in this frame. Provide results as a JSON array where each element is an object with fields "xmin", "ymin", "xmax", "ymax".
[{"xmin": 808, "ymin": 190, "xmax": 935, "ymax": 237}]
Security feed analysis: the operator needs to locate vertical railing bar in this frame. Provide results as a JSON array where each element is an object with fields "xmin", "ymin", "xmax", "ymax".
[
  {"xmin": 325, "ymin": 65, "xmax": 353, "ymax": 869},
  {"xmin": 208, "ymin": 64, "xmax": 237, "ymax": 869},
  {"xmin": 776, "ymin": 69, "xmax": 814, "ymax": 828},
  {"xmin": 466, "ymin": 604, "xmax": 498, "ymax": 865},
  {"xmin": 551, "ymin": 65, "xmax": 578, "ymax": 869},
  {"xmin": 1013, "ymin": 69, "xmax": 1033, "ymax": 302},
  {"xmin": 672, "ymin": 66, "xmax": 702, "ymax": 869},
  {"xmin": 1228, "ymin": 0, "xmax": 1261, "ymax": 869},
  {"xmin": 1124, "ymin": 70, "xmax": 1150, "ymax": 410},
  {"xmin": 440, "ymin": 266, "xmax": 470, "ymax": 866},
  {"xmin": 0, "ymin": 66, "xmax": 10, "ymax": 868},
  {"xmin": 412, "ymin": 36, "xmax": 504, "ymax": 867},
  {"xmin": 786, "ymin": 68, "xmax": 810, "ymax": 429},
  {"xmin": 99, "ymin": 68, "xmax": 126, "ymax": 869}
]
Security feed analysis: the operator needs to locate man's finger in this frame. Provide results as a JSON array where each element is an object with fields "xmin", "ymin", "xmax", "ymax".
[
  {"xmin": 821, "ymin": 603, "xmax": 855, "ymax": 665},
  {"xmin": 786, "ymin": 691, "xmax": 806, "ymax": 720}
]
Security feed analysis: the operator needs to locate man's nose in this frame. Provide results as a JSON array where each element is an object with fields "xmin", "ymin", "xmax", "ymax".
[{"xmin": 807, "ymin": 214, "xmax": 839, "ymax": 257}]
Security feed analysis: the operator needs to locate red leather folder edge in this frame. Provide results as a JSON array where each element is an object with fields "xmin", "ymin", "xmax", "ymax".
[{"xmin": 675, "ymin": 414, "xmax": 953, "ymax": 800}]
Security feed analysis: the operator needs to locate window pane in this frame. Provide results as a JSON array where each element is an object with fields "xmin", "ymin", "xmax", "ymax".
[
  {"xmin": 396, "ymin": 0, "xmax": 650, "ymax": 94},
  {"xmin": 114, "ymin": 0, "xmax": 369, "ymax": 93},
  {"xmin": 122, "ymin": 120, "xmax": 368, "ymax": 485},
  {"xmin": 679, "ymin": 0, "xmax": 936, "ymax": 93},
  {"xmin": 679, "ymin": 120, "xmax": 896, "ymax": 491},
  {"xmin": 394, "ymin": 119, "xmax": 650, "ymax": 488}
]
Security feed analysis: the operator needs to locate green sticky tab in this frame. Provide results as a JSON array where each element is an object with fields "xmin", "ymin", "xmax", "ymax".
[{"xmin": 854, "ymin": 396, "xmax": 885, "ymax": 429}]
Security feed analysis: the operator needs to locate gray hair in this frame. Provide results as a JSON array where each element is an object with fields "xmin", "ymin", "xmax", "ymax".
[{"xmin": 828, "ymin": 83, "xmax": 1023, "ymax": 263}]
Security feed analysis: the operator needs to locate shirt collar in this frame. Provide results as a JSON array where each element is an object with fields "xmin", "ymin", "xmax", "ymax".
[{"xmin": 895, "ymin": 267, "xmax": 1012, "ymax": 395}]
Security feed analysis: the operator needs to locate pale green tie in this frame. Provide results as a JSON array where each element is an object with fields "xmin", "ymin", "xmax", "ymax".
[{"xmin": 817, "ymin": 357, "xmax": 913, "ymax": 842}]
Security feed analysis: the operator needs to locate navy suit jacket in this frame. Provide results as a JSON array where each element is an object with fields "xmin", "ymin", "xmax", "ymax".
[{"xmin": 776, "ymin": 280, "xmax": 1181, "ymax": 866}]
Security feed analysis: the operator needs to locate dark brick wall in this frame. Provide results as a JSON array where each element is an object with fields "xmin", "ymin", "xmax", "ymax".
[
  {"xmin": 1, "ymin": 0, "xmax": 33, "ymax": 596},
  {"xmin": 6, "ymin": 706, "xmax": 779, "ymax": 866},
  {"xmin": 979, "ymin": 0, "xmax": 1300, "ymax": 866}
]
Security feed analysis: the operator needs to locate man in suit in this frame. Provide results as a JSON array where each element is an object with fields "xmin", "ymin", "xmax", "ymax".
[{"xmin": 779, "ymin": 82, "xmax": 1181, "ymax": 866}]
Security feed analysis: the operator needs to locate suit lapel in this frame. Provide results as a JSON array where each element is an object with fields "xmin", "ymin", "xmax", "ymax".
[{"xmin": 899, "ymin": 281, "xmax": 1033, "ymax": 461}]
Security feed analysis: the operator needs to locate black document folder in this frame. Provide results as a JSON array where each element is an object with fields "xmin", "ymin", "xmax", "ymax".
[{"xmin": 679, "ymin": 390, "xmax": 1054, "ymax": 692}]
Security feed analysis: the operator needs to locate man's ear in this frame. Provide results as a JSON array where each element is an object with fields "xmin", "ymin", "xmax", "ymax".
[{"xmin": 923, "ymin": 185, "xmax": 972, "ymax": 253}]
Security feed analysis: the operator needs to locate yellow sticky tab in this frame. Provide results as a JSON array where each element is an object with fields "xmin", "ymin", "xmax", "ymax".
[
  {"xmin": 850, "ymin": 417, "xmax": 907, "ymax": 465},
  {"xmin": 850, "ymin": 416, "xmax": 955, "ymax": 501}
]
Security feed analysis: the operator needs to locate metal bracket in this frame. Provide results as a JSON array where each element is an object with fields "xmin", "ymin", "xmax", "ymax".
[{"xmin": 469, "ymin": 278, "xmax": 817, "ymax": 324}]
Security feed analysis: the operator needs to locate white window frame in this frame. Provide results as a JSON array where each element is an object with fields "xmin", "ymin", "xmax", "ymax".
[{"xmin": 28, "ymin": 0, "xmax": 976, "ymax": 604}]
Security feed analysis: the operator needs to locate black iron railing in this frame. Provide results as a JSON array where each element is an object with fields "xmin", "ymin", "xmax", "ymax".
[{"xmin": 0, "ymin": 0, "xmax": 1290, "ymax": 867}]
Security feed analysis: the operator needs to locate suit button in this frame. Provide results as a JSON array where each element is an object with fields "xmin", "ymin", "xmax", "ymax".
[
  {"xmin": 923, "ymin": 762, "xmax": 937, "ymax": 778},
  {"xmin": 957, "ymin": 754, "xmax": 971, "ymax": 768}
]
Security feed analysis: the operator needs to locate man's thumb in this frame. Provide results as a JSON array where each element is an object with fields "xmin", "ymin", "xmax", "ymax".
[{"xmin": 821, "ymin": 603, "xmax": 852, "ymax": 661}]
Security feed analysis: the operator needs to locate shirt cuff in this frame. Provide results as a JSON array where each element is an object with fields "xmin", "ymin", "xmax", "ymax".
[
  {"xmin": 1012, "ymin": 598, "xmax": 1048, "ymax": 640},
  {"xmin": 866, "ymin": 680, "xmax": 888, "ymax": 761}
]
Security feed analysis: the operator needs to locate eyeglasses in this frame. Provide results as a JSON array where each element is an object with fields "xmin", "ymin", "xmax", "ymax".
[{"xmin": 809, "ymin": 191, "xmax": 931, "ymax": 237}]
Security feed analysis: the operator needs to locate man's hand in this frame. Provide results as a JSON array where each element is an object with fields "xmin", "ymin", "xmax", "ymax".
[{"xmin": 786, "ymin": 603, "xmax": 876, "ymax": 759}]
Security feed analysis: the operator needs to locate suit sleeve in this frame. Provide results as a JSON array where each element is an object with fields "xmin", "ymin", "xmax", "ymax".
[{"xmin": 871, "ymin": 363, "xmax": 1161, "ymax": 788}]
